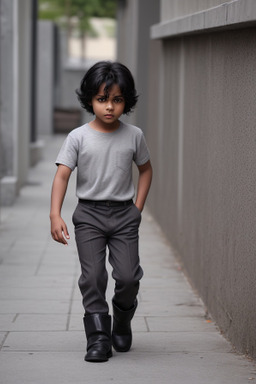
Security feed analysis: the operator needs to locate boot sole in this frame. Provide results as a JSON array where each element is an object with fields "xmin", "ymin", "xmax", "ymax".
[
  {"xmin": 112, "ymin": 333, "xmax": 132, "ymax": 352},
  {"xmin": 85, "ymin": 350, "xmax": 113, "ymax": 362},
  {"xmin": 112, "ymin": 344, "xmax": 131, "ymax": 353}
]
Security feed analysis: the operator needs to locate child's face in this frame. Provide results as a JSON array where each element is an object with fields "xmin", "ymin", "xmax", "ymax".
[{"xmin": 91, "ymin": 83, "xmax": 125, "ymax": 127}]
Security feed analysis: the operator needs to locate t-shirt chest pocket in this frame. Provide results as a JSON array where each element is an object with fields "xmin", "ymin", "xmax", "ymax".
[{"xmin": 116, "ymin": 150, "xmax": 133, "ymax": 172}]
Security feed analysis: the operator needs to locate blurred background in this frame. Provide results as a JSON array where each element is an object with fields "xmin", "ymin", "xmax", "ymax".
[
  {"xmin": 1, "ymin": 0, "xmax": 256, "ymax": 361},
  {"xmin": 0, "ymin": 0, "xmax": 118, "ymax": 209}
]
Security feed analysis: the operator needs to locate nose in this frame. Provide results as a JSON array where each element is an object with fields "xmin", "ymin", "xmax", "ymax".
[{"xmin": 106, "ymin": 100, "xmax": 113, "ymax": 110}]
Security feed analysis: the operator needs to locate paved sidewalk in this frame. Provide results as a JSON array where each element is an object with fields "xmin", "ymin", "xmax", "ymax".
[{"xmin": 0, "ymin": 135, "xmax": 255, "ymax": 384}]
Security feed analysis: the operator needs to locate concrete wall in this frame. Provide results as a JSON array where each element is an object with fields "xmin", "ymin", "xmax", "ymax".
[
  {"xmin": 59, "ymin": 64, "xmax": 88, "ymax": 109},
  {"xmin": 0, "ymin": 0, "xmax": 16, "ymax": 181},
  {"xmin": 0, "ymin": 0, "xmax": 32, "ymax": 205},
  {"xmin": 117, "ymin": 0, "xmax": 138, "ymax": 82},
  {"xmin": 117, "ymin": 0, "xmax": 256, "ymax": 358},
  {"xmin": 37, "ymin": 20, "xmax": 55, "ymax": 135},
  {"xmin": 17, "ymin": 0, "xmax": 32, "ymax": 190},
  {"xmin": 161, "ymin": 0, "xmax": 226, "ymax": 21},
  {"xmin": 117, "ymin": 0, "xmax": 160, "ymax": 129},
  {"xmin": 152, "ymin": 0, "xmax": 256, "ymax": 39},
  {"xmin": 116, "ymin": 0, "xmax": 139, "ymax": 126},
  {"xmin": 148, "ymin": 30, "xmax": 256, "ymax": 351},
  {"xmin": 148, "ymin": 2, "xmax": 256, "ymax": 358}
]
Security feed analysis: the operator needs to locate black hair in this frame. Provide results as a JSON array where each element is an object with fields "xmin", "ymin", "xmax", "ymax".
[{"xmin": 76, "ymin": 61, "xmax": 138, "ymax": 115}]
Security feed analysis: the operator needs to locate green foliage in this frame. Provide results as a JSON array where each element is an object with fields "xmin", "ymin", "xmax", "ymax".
[
  {"xmin": 38, "ymin": 0, "xmax": 117, "ymax": 59},
  {"xmin": 38, "ymin": 0, "xmax": 63, "ymax": 20},
  {"xmin": 38, "ymin": 0, "xmax": 117, "ymax": 21},
  {"xmin": 38, "ymin": 0, "xmax": 117, "ymax": 39},
  {"xmin": 95, "ymin": 0, "xmax": 117, "ymax": 18}
]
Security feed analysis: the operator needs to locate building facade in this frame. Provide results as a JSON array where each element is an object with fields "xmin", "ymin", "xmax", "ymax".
[
  {"xmin": 0, "ymin": 0, "xmax": 42, "ymax": 209},
  {"xmin": 117, "ymin": 0, "xmax": 256, "ymax": 358}
]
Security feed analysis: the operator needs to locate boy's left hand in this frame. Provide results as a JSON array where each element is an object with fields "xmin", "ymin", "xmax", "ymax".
[{"xmin": 50, "ymin": 215, "xmax": 70, "ymax": 246}]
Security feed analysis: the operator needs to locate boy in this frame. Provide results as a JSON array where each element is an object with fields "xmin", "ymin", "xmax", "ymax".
[{"xmin": 50, "ymin": 61, "xmax": 152, "ymax": 362}]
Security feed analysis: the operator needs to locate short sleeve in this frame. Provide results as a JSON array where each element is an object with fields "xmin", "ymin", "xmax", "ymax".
[
  {"xmin": 134, "ymin": 132, "xmax": 150, "ymax": 166},
  {"xmin": 55, "ymin": 134, "xmax": 78, "ymax": 171}
]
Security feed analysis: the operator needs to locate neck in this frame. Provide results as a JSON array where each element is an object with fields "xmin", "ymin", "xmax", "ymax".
[{"xmin": 89, "ymin": 119, "xmax": 120, "ymax": 133}]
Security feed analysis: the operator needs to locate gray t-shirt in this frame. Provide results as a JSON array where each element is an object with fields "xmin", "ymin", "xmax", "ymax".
[{"xmin": 55, "ymin": 121, "xmax": 150, "ymax": 201}]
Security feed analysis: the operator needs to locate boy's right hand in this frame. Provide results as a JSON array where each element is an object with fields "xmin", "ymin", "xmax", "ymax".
[{"xmin": 50, "ymin": 215, "xmax": 70, "ymax": 245}]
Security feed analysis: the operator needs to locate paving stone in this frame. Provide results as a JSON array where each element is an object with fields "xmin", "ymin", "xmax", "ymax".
[
  {"xmin": 146, "ymin": 315, "xmax": 217, "ymax": 333},
  {"xmin": 2, "ymin": 314, "xmax": 68, "ymax": 332},
  {"xmin": 0, "ymin": 265, "xmax": 37, "ymax": 277},
  {"xmin": 137, "ymin": 300, "xmax": 204, "ymax": 317},
  {"xmin": 0, "ymin": 332, "xmax": 8, "ymax": 348},
  {"xmin": 0, "ymin": 313, "xmax": 17, "ymax": 332},
  {"xmin": 0, "ymin": 350, "xmax": 254, "ymax": 384},
  {"xmin": 0, "ymin": 299, "xmax": 70, "ymax": 314},
  {"xmin": 0, "ymin": 287, "xmax": 73, "ymax": 301},
  {"xmin": 132, "ymin": 331, "xmax": 233, "ymax": 354},
  {"xmin": 0, "ymin": 275, "xmax": 75, "ymax": 289},
  {"xmin": 2, "ymin": 331, "xmax": 84, "ymax": 352}
]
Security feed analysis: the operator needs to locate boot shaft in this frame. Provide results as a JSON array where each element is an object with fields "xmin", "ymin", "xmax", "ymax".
[
  {"xmin": 84, "ymin": 313, "xmax": 111, "ymax": 338},
  {"xmin": 83, "ymin": 313, "xmax": 112, "ymax": 362}
]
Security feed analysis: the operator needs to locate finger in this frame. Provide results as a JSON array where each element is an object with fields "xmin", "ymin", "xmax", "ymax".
[
  {"xmin": 53, "ymin": 230, "xmax": 68, "ymax": 245},
  {"xmin": 58, "ymin": 231, "xmax": 68, "ymax": 245},
  {"xmin": 61, "ymin": 231, "xmax": 69, "ymax": 246},
  {"xmin": 63, "ymin": 225, "xmax": 70, "ymax": 240}
]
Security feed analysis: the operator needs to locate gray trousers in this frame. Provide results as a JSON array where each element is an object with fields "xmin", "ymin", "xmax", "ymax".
[{"xmin": 72, "ymin": 201, "xmax": 143, "ymax": 314}]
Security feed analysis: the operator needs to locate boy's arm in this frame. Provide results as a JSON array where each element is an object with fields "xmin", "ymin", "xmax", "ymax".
[
  {"xmin": 135, "ymin": 160, "xmax": 153, "ymax": 212},
  {"xmin": 50, "ymin": 164, "xmax": 72, "ymax": 245}
]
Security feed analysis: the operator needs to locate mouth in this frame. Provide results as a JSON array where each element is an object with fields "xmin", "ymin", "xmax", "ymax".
[{"xmin": 104, "ymin": 114, "xmax": 114, "ymax": 118}]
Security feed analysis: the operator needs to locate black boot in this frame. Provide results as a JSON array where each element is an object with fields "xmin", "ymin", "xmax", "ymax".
[
  {"xmin": 83, "ymin": 313, "xmax": 112, "ymax": 362},
  {"xmin": 112, "ymin": 300, "xmax": 137, "ymax": 352}
]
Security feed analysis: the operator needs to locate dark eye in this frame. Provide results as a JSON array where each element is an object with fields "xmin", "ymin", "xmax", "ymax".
[
  {"xmin": 97, "ymin": 97, "xmax": 106, "ymax": 102},
  {"xmin": 114, "ymin": 98, "xmax": 124, "ymax": 103}
]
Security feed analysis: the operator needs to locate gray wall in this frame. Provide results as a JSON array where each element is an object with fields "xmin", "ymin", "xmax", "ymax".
[
  {"xmin": 0, "ymin": 0, "xmax": 16, "ymax": 181},
  {"xmin": 17, "ymin": 0, "xmax": 32, "ymax": 190},
  {"xmin": 37, "ymin": 21, "xmax": 55, "ymax": 135},
  {"xmin": 0, "ymin": 0, "xmax": 32, "ymax": 205},
  {"xmin": 160, "ymin": 0, "xmax": 227, "ymax": 21},
  {"xmin": 117, "ymin": 0, "xmax": 256, "ymax": 358},
  {"xmin": 148, "ymin": 7, "xmax": 256, "ymax": 358},
  {"xmin": 147, "ymin": 30, "xmax": 256, "ymax": 358},
  {"xmin": 117, "ymin": 0, "xmax": 160, "ymax": 129}
]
